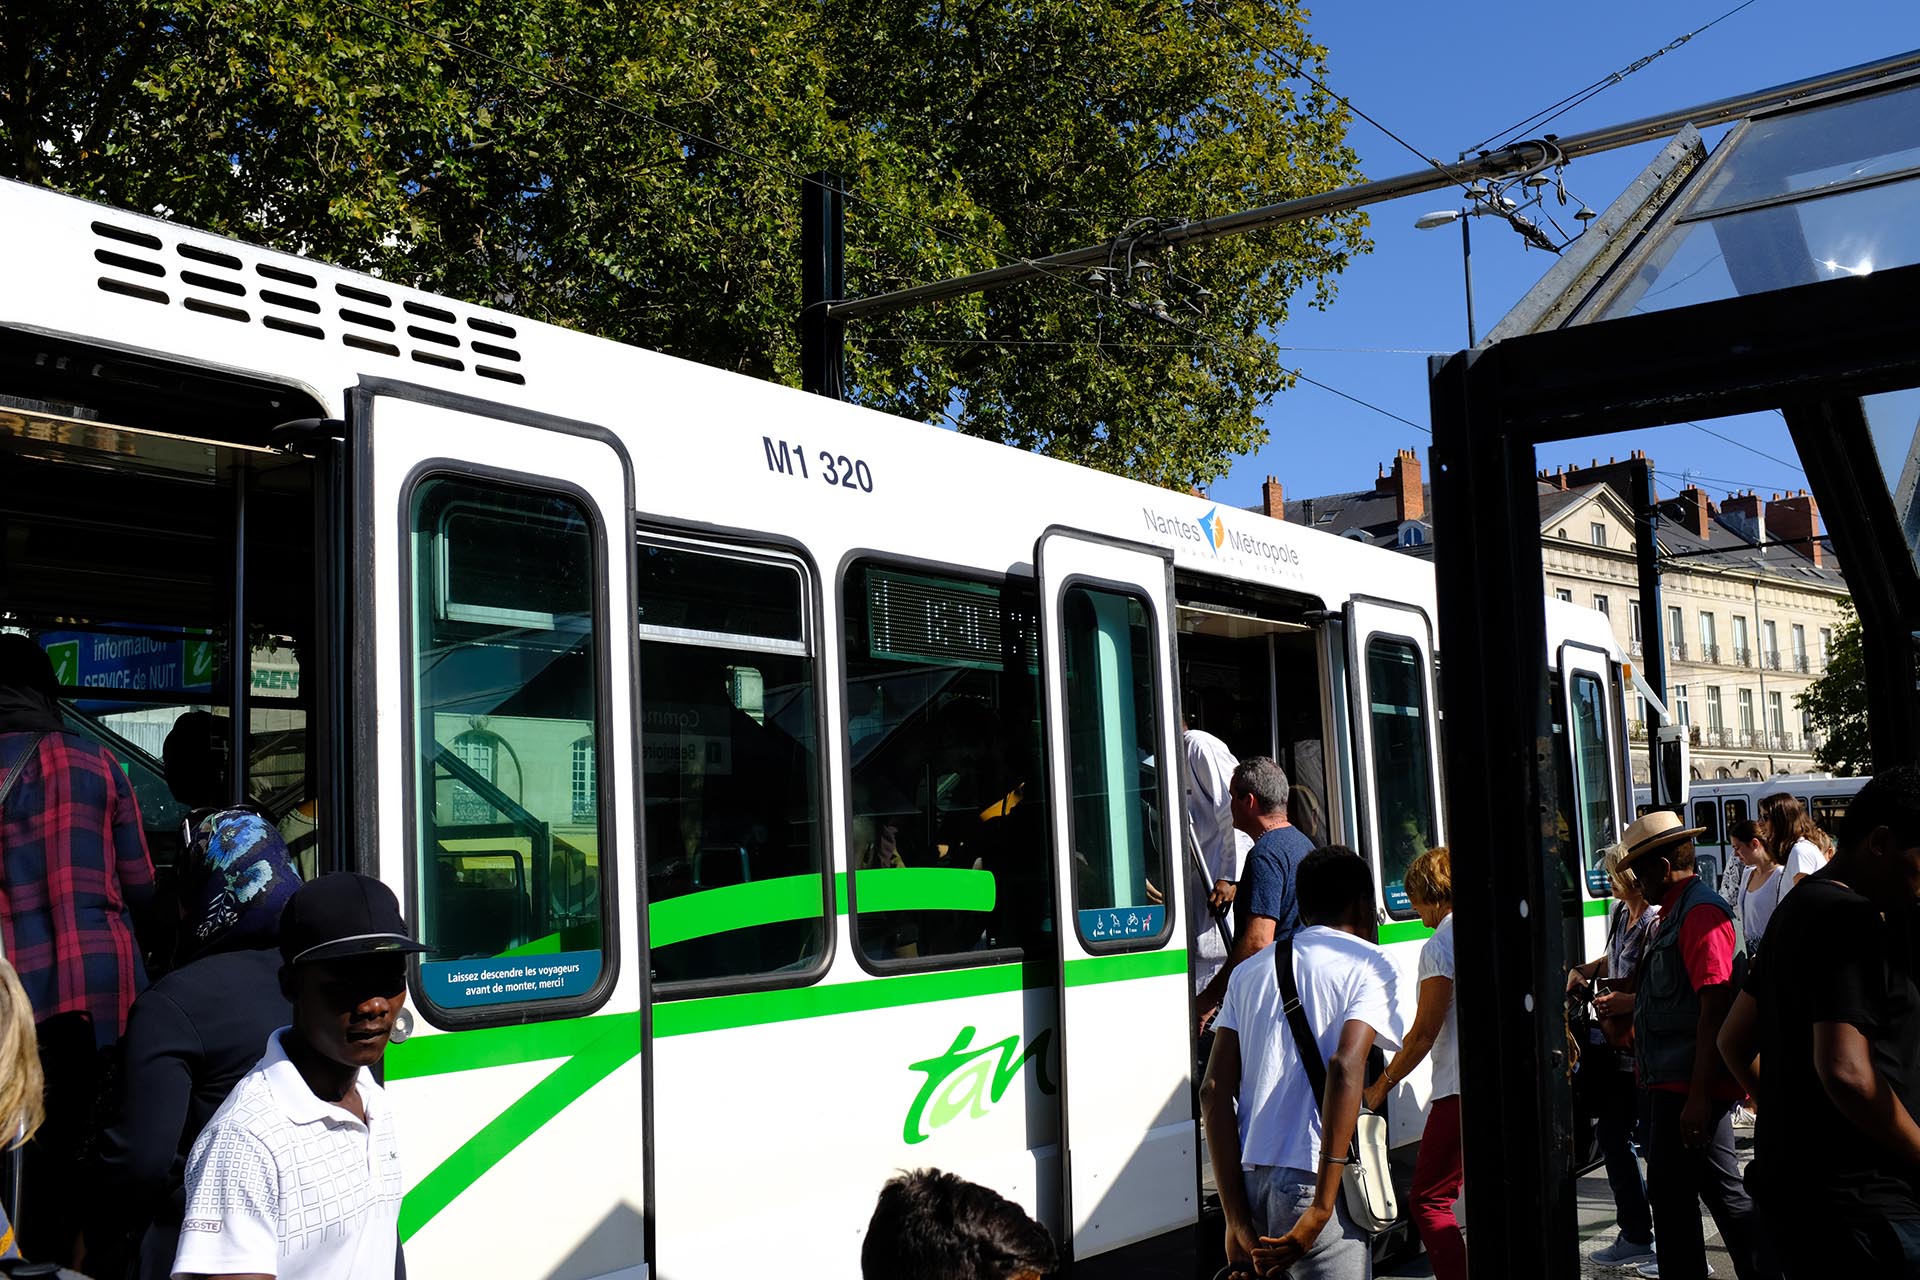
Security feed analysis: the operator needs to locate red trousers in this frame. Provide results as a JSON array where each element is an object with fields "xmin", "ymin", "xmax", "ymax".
[{"xmin": 1411, "ymin": 1094, "xmax": 1467, "ymax": 1280}]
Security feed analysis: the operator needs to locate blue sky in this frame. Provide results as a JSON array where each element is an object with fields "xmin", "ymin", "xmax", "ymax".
[{"xmin": 1210, "ymin": 0, "xmax": 1920, "ymax": 511}]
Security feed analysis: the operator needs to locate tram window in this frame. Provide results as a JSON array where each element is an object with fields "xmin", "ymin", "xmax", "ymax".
[
  {"xmin": 637, "ymin": 538, "xmax": 826, "ymax": 991},
  {"xmin": 1723, "ymin": 798, "xmax": 1749, "ymax": 833},
  {"xmin": 408, "ymin": 476, "xmax": 611, "ymax": 1017},
  {"xmin": 844, "ymin": 562, "xmax": 1051, "ymax": 967},
  {"xmin": 1062, "ymin": 586, "xmax": 1170, "ymax": 949},
  {"xmin": 1366, "ymin": 637, "xmax": 1438, "ymax": 918},
  {"xmin": 1811, "ymin": 796, "xmax": 1849, "ymax": 836},
  {"xmin": 1568, "ymin": 672, "xmax": 1618, "ymax": 895},
  {"xmin": 1693, "ymin": 800, "xmax": 1722, "ymax": 847}
]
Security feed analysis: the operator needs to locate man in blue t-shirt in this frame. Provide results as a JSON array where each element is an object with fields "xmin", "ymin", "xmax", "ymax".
[{"xmin": 1194, "ymin": 756, "xmax": 1316, "ymax": 1034}]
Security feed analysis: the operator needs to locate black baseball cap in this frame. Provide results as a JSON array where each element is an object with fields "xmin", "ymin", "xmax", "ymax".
[{"xmin": 279, "ymin": 873, "xmax": 428, "ymax": 966}]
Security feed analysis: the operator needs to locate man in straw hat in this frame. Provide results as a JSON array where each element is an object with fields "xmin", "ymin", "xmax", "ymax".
[{"xmin": 1614, "ymin": 810, "xmax": 1778, "ymax": 1280}]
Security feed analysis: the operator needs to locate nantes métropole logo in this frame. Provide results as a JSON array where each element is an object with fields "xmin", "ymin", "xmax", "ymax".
[
  {"xmin": 903, "ymin": 1026, "xmax": 1056, "ymax": 1145},
  {"xmin": 1197, "ymin": 507, "xmax": 1227, "ymax": 554}
]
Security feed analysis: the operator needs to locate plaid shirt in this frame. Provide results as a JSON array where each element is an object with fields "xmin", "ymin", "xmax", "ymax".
[{"xmin": 0, "ymin": 730, "xmax": 155, "ymax": 1046}]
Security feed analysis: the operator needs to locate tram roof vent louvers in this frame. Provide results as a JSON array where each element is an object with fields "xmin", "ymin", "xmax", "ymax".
[{"xmin": 85, "ymin": 220, "xmax": 528, "ymax": 385}]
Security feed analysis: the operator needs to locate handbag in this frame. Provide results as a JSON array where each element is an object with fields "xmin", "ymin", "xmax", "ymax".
[
  {"xmin": 1274, "ymin": 939, "xmax": 1398, "ymax": 1234},
  {"xmin": 1597, "ymin": 903, "xmax": 1637, "ymax": 1052}
]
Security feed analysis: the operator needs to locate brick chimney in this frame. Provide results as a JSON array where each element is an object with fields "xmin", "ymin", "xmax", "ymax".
[
  {"xmin": 1375, "ymin": 448, "xmax": 1425, "ymax": 522},
  {"xmin": 1556, "ymin": 450, "xmax": 1655, "ymax": 502},
  {"xmin": 1676, "ymin": 485, "xmax": 1713, "ymax": 538},
  {"xmin": 1261, "ymin": 475, "xmax": 1285, "ymax": 521},
  {"xmin": 1767, "ymin": 489, "xmax": 1823, "ymax": 566},
  {"xmin": 1721, "ymin": 491, "xmax": 1765, "ymax": 544}
]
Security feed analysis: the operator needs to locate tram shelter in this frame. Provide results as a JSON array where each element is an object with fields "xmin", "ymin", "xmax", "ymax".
[{"xmin": 1427, "ymin": 66, "xmax": 1920, "ymax": 1275}]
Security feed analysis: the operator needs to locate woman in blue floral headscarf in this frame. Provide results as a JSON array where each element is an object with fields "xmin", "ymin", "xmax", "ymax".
[{"xmin": 90, "ymin": 809, "xmax": 301, "ymax": 1280}]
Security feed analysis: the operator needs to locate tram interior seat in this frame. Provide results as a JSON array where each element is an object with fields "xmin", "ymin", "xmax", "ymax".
[{"xmin": 430, "ymin": 849, "xmax": 528, "ymax": 958}]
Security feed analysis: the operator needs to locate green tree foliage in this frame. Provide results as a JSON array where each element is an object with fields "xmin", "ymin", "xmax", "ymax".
[
  {"xmin": 0, "ymin": 0, "xmax": 1367, "ymax": 486},
  {"xmin": 1796, "ymin": 601, "xmax": 1868, "ymax": 776}
]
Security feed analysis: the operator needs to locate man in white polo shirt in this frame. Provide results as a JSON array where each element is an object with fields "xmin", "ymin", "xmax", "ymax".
[
  {"xmin": 174, "ymin": 873, "xmax": 425, "ymax": 1280},
  {"xmin": 1200, "ymin": 846, "xmax": 1404, "ymax": 1279}
]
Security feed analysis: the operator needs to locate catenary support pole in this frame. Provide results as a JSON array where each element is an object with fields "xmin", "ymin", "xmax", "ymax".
[{"xmin": 800, "ymin": 172, "xmax": 847, "ymax": 399}]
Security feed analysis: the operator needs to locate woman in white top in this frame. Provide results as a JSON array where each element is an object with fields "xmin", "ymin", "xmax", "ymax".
[
  {"xmin": 1363, "ymin": 846, "xmax": 1461, "ymax": 1280},
  {"xmin": 1728, "ymin": 818, "xmax": 1787, "ymax": 956},
  {"xmin": 1759, "ymin": 793, "xmax": 1829, "ymax": 887}
]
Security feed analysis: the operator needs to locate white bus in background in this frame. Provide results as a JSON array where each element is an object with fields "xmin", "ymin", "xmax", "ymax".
[
  {"xmin": 1634, "ymin": 774, "xmax": 1867, "ymax": 891},
  {"xmin": 0, "ymin": 177, "xmax": 1631, "ymax": 1277}
]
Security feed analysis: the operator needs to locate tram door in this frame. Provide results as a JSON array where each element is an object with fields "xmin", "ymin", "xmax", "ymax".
[
  {"xmin": 1557, "ymin": 643, "xmax": 1626, "ymax": 918},
  {"xmin": 1034, "ymin": 529, "xmax": 1195, "ymax": 1261},
  {"xmin": 355, "ymin": 391, "xmax": 650, "ymax": 1280},
  {"xmin": 1344, "ymin": 599, "xmax": 1444, "ymax": 916}
]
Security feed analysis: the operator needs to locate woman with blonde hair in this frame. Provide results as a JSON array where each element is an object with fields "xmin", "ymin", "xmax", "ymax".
[
  {"xmin": 1363, "ymin": 846, "xmax": 1462, "ymax": 1279},
  {"xmin": 1759, "ymin": 793, "xmax": 1828, "ymax": 885},
  {"xmin": 1564, "ymin": 843, "xmax": 1660, "ymax": 1269},
  {"xmin": 0, "ymin": 955, "xmax": 46, "ymax": 1260}
]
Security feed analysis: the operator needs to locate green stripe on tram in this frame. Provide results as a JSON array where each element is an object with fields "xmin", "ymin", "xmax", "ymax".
[
  {"xmin": 645, "ymin": 868, "xmax": 996, "ymax": 950},
  {"xmin": 390, "ymin": 877, "xmax": 1182, "ymax": 1241},
  {"xmin": 1376, "ymin": 896, "xmax": 1609, "ymax": 946}
]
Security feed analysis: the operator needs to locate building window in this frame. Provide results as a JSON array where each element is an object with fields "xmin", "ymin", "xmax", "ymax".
[
  {"xmin": 1762, "ymin": 619, "xmax": 1779, "ymax": 668},
  {"xmin": 1705, "ymin": 686, "xmax": 1723, "ymax": 732},
  {"xmin": 449, "ymin": 729, "xmax": 509, "ymax": 825},
  {"xmin": 1819, "ymin": 626, "xmax": 1832, "ymax": 667},
  {"xmin": 1791, "ymin": 623, "xmax": 1807, "ymax": 671},
  {"xmin": 1628, "ymin": 600, "xmax": 1643, "ymax": 644},
  {"xmin": 1731, "ymin": 614, "xmax": 1750, "ymax": 664},
  {"xmin": 570, "ymin": 736, "xmax": 596, "ymax": 823},
  {"xmin": 1738, "ymin": 688, "xmax": 1755, "ymax": 737},
  {"xmin": 1592, "ymin": 594, "xmax": 1610, "ymax": 617},
  {"xmin": 1555, "ymin": 588, "xmax": 1573, "ymax": 603},
  {"xmin": 1672, "ymin": 685, "xmax": 1689, "ymax": 726},
  {"xmin": 1667, "ymin": 605, "xmax": 1685, "ymax": 659},
  {"xmin": 1558, "ymin": 528, "xmax": 1570, "ymax": 539},
  {"xmin": 1590, "ymin": 522, "xmax": 1607, "ymax": 547},
  {"xmin": 1698, "ymin": 612, "xmax": 1717, "ymax": 661},
  {"xmin": 1768, "ymin": 691, "xmax": 1785, "ymax": 737}
]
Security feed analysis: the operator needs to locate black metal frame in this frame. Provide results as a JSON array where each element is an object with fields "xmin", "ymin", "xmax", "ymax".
[{"xmin": 1430, "ymin": 260, "xmax": 1920, "ymax": 1275}]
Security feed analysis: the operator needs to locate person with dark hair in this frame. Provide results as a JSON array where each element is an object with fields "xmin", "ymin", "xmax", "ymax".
[
  {"xmin": 860, "ymin": 1168, "xmax": 1056, "ymax": 1280},
  {"xmin": 161, "ymin": 710, "xmax": 229, "ymax": 814},
  {"xmin": 173, "ymin": 873, "xmax": 425, "ymax": 1280},
  {"xmin": 1201, "ymin": 845, "xmax": 1402, "ymax": 1279},
  {"xmin": 1757, "ymin": 793, "xmax": 1828, "ymax": 886},
  {"xmin": 1616, "ymin": 811, "xmax": 1775, "ymax": 1280},
  {"xmin": 1192, "ymin": 756, "xmax": 1315, "ymax": 1035},
  {"xmin": 1720, "ymin": 765, "xmax": 1920, "ymax": 1277},
  {"xmin": 93, "ymin": 810, "xmax": 302, "ymax": 1280},
  {"xmin": 0, "ymin": 632, "xmax": 157, "ymax": 1266}
]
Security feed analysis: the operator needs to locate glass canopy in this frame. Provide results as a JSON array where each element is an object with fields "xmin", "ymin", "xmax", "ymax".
[
  {"xmin": 1516, "ymin": 71, "xmax": 1920, "ymax": 578},
  {"xmin": 1592, "ymin": 79, "xmax": 1920, "ymax": 322}
]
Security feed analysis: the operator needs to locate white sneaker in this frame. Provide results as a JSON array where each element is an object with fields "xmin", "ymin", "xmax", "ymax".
[
  {"xmin": 1636, "ymin": 1262, "xmax": 1712, "ymax": 1278},
  {"xmin": 1591, "ymin": 1232, "xmax": 1657, "ymax": 1267},
  {"xmin": 1732, "ymin": 1103, "xmax": 1757, "ymax": 1127}
]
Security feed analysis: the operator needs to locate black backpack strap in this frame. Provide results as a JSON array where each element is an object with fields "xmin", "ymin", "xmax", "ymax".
[
  {"xmin": 1275, "ymin": 939, "xmax": 1331, "ymax": 1111},
  {"xmin": 0, "ymin": 733, "xmax": 46, "ymax": 816}
]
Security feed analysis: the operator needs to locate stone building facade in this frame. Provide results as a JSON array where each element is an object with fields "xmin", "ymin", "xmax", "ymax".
[{"xmin": 1258, "ymin": 451, "xmax": 1850, "ymax": 785}]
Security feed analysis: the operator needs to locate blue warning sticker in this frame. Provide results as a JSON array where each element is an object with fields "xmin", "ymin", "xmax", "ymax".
[{"xmin": 1077, "ymin": 905, "xmax": 1166, "ymax": 942}]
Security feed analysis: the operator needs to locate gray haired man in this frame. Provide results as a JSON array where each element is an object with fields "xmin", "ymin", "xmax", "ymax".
[{"xmin": 1193, "ymin": 757, "xmax": 1316, "ymax": 1034}]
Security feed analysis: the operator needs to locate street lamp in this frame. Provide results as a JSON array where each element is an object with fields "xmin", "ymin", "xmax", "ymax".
[{"xmin": 1415, "ymin": 208, "xmax": 1479, "ymax": 347}]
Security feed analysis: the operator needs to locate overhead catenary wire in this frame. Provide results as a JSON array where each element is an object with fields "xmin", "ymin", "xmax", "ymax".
[{"xmin": 1462, "ymin": 0, "xmax": 1765, "ymax": 154}]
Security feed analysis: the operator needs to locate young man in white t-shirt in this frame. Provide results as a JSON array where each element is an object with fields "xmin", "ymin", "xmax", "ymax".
[
  {"xmin": 1200, "ymin": 846, "xmax": 1405, "ymax": 1280},
  {"xmin": 174, "ymin": 873, "xmax": 426, "ymax": 1280}
]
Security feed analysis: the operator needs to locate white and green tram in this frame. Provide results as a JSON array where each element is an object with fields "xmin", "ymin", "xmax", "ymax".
[{"xmin": 0, "ymin": 178, "xmax": 1632, "ymax": 1277}]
